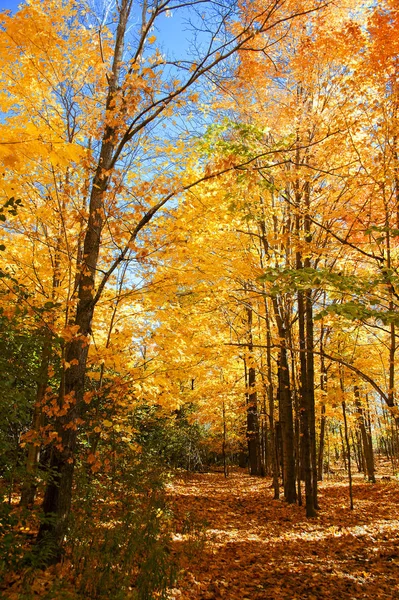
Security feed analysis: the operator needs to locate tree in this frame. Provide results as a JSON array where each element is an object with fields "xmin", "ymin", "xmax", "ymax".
[{"xmin": 0, "ymin": 0, "xmax": 326, "ymax": 559}]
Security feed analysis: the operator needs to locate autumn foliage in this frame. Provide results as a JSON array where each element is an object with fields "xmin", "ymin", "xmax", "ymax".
[{"xmin": 1, "ymin": 0, "xmax": 399, "ymax": 598}]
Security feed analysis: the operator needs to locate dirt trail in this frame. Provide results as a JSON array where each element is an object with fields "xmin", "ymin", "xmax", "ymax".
[{"xmin": 168, "ymin": 469, "xmax": 399, "ymax": 600}]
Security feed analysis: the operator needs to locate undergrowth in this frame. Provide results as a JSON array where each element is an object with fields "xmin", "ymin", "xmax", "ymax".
[{"xmin": 0, "ymin": 453, "xmax": 208, "ymax": 600}]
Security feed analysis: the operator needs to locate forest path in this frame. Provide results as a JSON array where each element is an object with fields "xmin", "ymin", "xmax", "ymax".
[{"xmin": 168, "ymin": 469, "xmax": 399, "ymax": 600}]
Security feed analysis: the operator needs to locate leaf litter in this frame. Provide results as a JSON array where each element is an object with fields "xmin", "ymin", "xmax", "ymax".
[
  {"xmin": 2, "ymin": 470, "xmax": 398, "ymax": 599},
  {"xmin": 167, "ymin": 469, "xmax": 399, "ymax": 600}
]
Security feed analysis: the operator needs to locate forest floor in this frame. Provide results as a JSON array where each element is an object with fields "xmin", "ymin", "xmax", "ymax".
[
  {"xmin": 2, "ymin": 468, "xmax": 399, "ymax": 599},
  {"xmin": 168, "ymin": 468, "xmax": 399, "ymax": 600}
]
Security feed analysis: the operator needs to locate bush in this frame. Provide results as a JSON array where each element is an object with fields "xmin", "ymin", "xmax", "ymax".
[
  {"xmin": 133, "ymin": 403, "xmax": 208, "ymax": 471},
  {"xmin": 0, "ymin": 502, "xmax": 26, "ymax": 576},
  {"xmin": 68, "ymin": 454, "xmax": 177, "ymax": 600}
]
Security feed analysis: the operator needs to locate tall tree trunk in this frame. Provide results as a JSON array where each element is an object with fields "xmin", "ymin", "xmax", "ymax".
[
  {"xmin": 36, "ymin": 0, "xmax": 133, "ymax": 559},
  {"xmin": 258, "ymin": 314, "xmax": 268, "ymax": 476},
  {"xmin": 245, "ymin": 305, "xmax": 262, "ymax": 476},
  {"xmin": 352, "ymin": 429, "xmax": 363, "ymax": 473},
  {"xmin": 317, "ymin": 329, "xmax": 328, "ymax": 481},
  {"xmin": 296, "ymin": 204, "xmax": 316, "ymax": 516},
  {"xmin": 305, "ymin": 290, "xmax": 318, "ymax": 510},
  {"xmin": 342, "ymin": 400, "xmax": 354, "ymax": 510},
  {"xmin": 264, "ymin": 295, "xmax": 279, "ymax": 498},
  {"xmin": 385, "ymin": 195, "xmax": 397, "ymax": 409},
  {"xmin": 272, "ymin": 296, "xmax": 296, "ymax": 503},
  {"xmin": 287, "ymin": 323, "xmax": 301, "ymax": 505},
  {"xmin": 222, "ymin": 400, "xmax": 228, "ymax": 478},
  {"xmin": 354, "ymin": 386, "xmax": 375, "ymax": 482},
  {"xmin": 297, "ymin": 288, "xmax": 316, "ymax": 516},
  {"xmin": 303, "ymin": 179, "xmax": 318, "ymax": 511},
  {"xmin": 259, "ymin": 226, "xmax": 279, "ymax": 494}
]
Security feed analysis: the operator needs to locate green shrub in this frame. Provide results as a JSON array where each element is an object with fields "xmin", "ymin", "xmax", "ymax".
[
  {"xmin": 68, "ymin": 456, "xmax": 177, "ymax": 600},
  {"xmin": 133, "ymin": 403, "xmax": 208, "ymax": 471}
]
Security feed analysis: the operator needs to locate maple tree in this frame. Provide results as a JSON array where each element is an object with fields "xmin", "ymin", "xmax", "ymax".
[
  {"xmin": 2, "ymin": 0, "xmax": 399, "ymax": 596},
  {"xmin": 0, "ymin": 0, "xmax": 330, "ymax": 561},
  {"xmin": 121, "ymin": 0, "xmax": 399, "ymax": 520}
]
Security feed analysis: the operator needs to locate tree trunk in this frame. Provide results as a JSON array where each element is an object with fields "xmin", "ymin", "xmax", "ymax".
[
  {"xmin": 260, "ymin": 247, "xmax": 279, "ymax": 495},
  {"xmin": 339, "ymin": 425, "xmax": 347, "ymax": 471},
  {"xmin": 245, "ymin": 304, "xmax": 262, "ymax": 476},
  {"xmin": 317, "ymin": 301, "xmax": 329, "ymax": 482},
  {"xmin": 317, "ymin": 403, "xmax": 326, "ymax": 482},
  {"xmin": 272, "ymin": 296, "xmax": 296, "ymax": 503},
  {"xmin": 222, "ymin": 400, "xmax": 228, "ymax": 478},
  {"xmin": 317, "ymin": 350, "xmax": 327, "ymax": 480},
  {"xmin": 352, "ymin": 429, "xmax": 363, "ymax": 473},
  {"xmin": 305, "ymin": 289, "xmax": 318, "ymax": 510},
  {"xmin": 36, "ymin": 0, "xmax": 133, "ymax": 559},
  {"xmin": 294, "ymin": 165, "xmax": 317, "ymax": 516},
  {"xmin": 342, "ymin": 400, "xmax": 354, "ymax": 510},
  {"xmin": 298, "ymin": 288, "xmax": 316, "ymax": 516},
  {"xmin": 296, "ymin": 216, "xmax": 316, "ymax": 514},
  {"xmin": 354, "ymin": 386, "xmax": 375, "ymax": 482}
]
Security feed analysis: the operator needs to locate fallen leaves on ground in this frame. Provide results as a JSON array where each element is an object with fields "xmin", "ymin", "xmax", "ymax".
[
  {"xmin": 168, "ymin": 469, "xmax": 399, "ymax": 600},
  {"xmin": 2, "ymin": 470, "xmax": 399, "ymax": 599}
]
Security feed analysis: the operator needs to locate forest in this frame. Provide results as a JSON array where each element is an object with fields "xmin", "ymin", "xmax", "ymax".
[{"xmin": 1, "ymin": 0, "xmax": 399, "ymax": 598}]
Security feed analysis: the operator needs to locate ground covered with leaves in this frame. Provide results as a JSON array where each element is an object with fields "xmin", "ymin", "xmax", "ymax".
[
  {"xmin": 1, "ymin": 469, "xmax": 399, "ymax": 599},
  {"xmin": 168, "ymin": 470, "xmax": 399, "ymax": 600}
]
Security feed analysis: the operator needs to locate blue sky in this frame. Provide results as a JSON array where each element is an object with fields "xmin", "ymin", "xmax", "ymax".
[
  {"xmin": 0, "ymin": 0, "xmax": 19, "ymax": 12},
  {"xmin": 0, "ymin": 0, "xmax": 192, "ymax": 57}
]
